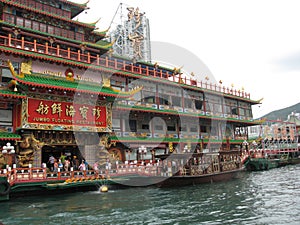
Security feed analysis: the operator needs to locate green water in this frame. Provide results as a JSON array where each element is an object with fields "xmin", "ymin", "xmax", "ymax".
[{"xmin": 0, "ymin": 165, "xmax": 299, "ymax": 225}]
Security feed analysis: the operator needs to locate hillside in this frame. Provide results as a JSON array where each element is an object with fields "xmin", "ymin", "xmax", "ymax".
[{"xmin": 261, "ymin": 102, "xmax": 300, "ymax": 120}]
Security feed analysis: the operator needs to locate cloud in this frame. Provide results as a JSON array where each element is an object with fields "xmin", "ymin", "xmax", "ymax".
[{"xmin": 273, "ymin": 52, "xmax": 300, "ymax": 71}]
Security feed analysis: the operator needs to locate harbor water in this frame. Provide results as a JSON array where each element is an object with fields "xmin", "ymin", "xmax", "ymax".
[{"xmin": 0, "ymin": 165, "xmax": 299, "ymax": 225}]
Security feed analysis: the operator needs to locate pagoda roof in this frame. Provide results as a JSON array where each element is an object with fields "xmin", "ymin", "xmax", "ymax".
[
  {"xmin": 2, "ymin": 0, "xmax": 97, "ymax": 30},
  {"xmin": 62, "ymin": 0, "xmax": 89, "ymax": 18},
  {"xmin": 13, "ymin": 72, "xmax": 132, "ymax": 98},
  {"xmin": 0, "ymin": 132, "xmax": 21, "ymax": 141},
  {"xmin": 0, "ymin": 89, "xmax": 27, "ymax": 99},
  {"xmin": 0, "ymin": 21, "xmax": 110, "ymax": 50}
]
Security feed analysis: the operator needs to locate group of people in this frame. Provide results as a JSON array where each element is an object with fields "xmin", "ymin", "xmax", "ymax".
[{"xmin": 48, "ymin": 154, "xmax": 91, "ymax": 173}]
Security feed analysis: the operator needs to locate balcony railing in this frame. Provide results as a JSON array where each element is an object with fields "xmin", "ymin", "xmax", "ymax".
[{"xmin": 0, "ymin": 34, "xmax": 252, "ymax": 99}]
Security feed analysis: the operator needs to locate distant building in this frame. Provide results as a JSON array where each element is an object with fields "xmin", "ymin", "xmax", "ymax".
[{"xmin": 248, "ymin": 112, "xmax": 299, "ymax": 144}]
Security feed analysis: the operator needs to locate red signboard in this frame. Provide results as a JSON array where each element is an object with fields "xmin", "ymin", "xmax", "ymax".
[{"xmin": 27, "ymin": 98, "xmax": 107, "ymax": 127}]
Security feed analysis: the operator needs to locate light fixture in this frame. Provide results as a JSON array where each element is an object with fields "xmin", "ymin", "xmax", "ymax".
[{"xmin": 13, "ymin": 85, "xmax": 17, "ymax": 92}]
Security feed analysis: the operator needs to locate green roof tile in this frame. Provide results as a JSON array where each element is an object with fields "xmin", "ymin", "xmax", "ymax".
[
  {"xmin": 0, "ymin": 132, "xmax": 21, "ymax": 140},
  {"xmin": 0, "ymin": 89, "xmax": 26, "ymax": 99},
  {"xmin": 15, "ymin": 73, "xmax": 130, "ymax": 97}
]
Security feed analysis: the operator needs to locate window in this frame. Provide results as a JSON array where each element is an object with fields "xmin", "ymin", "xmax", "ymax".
[
  {"xmin": 40, "ymin": 23, "xmax": 47, "ymax": 33},
  {"xmin": 159, "ymin": 94, "xmax": 169, "ymax": 105},
  {"xmin": 75, "ymin": 33, "xmax": 83, "ymax": 41},
  {"xmin": 112, "ymin": 119, "xmax": 120, "ymax": 131},
  {"xmin": 142, "ymin": 124, "xmax": 149, "ymax": 130},
  {"xmin": 190, "ymin": 126, "xmax": 198, "ymax": 132},
  {"xmin": 129, "ymin": 120, "xmax": 136, "ymax": 132},
  {"xmin": 167, "ymin": 126, "xmax": 176, "ymax": 131},
  {"xmin": 205, "ymin": 94, "xmax": 222, "ymax": 114},
  {"xmin": 184, "ymin": 98, "xmax": 193, "ymax": 108},
  {"xmin": 179, "ymin": 126, "xmax": 187, "ymax": 132},
  {"xmin": 4, "ymin": 14, "xmax": 14, "ymax": 24},
  {"xmin": 32, "ymin": 21, "xmax": 39, "ymax": 30},
  {"xmin": 142, "ymin": 91, "xmax": 156, "ymax": 104},
  {"xmin": 155, "ymin": 125, "xmax": 163, "ymax": 131},
  {"xmin": 200, "ymin": 125, "xmax": 207, "ymax": 133},
  {"xmin": 48, "ymin": 26, "xmax": 54, "ymax": 35},
  {"xmin": 0, "ymin": 109, "xmax": 12, "ymax": 126},
  {"xmin": 54, "ymin": 27, "xmax": 61, "ymax": 36},
  {"xmin": 16, "ymin": 17, "xmax": 23, "ymax": 26},
  {"xmin": 24, "ymin": 19, "xmax": 31, "ymax": 28},
  {"xmin": 172, "ymin": 96, "xmax": 182, "ymax": 107},
  {"xmin": 195, "ymin": 99, "xmax": 203, "ymax": 110},
  {"xmin": 224, "ymin": 98, "xmax": 238, "ymax": 115}
]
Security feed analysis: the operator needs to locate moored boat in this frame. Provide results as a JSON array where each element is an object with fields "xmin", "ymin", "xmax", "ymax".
[{"xmin": 243, "ymin": 119, "xmax": 300, "ymax": 171}]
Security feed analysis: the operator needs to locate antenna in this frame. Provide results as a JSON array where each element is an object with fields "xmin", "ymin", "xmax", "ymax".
[{"xmin": 108, "ymin": 3, "xmax": 122, "ymax": 30}]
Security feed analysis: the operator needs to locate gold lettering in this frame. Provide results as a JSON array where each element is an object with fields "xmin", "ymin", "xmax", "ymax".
[
  {"xmin": 36, "ymin": 101, "xmax": 49, "ymax": 115},
  {"xmin": 79, "ymin": 106, "xmax": 89, "ymax": 120}
]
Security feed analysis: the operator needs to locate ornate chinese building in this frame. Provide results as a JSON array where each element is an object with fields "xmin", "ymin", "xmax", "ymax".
[{"xmin": 0, "ymin": 0, "xmax": 261, "ymax": 170}]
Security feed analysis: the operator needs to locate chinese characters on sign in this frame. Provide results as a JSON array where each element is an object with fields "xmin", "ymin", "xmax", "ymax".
[
  {"xmin": 127, "ymin": 7, "xmax": 145, "ymax": 59},
  {"xmin": 28, "ymin": 98, "xmax": 107, "ymax": 127}
]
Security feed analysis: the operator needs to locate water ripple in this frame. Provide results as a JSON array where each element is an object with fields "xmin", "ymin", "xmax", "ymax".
[{"xmin": 0, "ymin": 165, "xmax": 299, "ymax": 225}]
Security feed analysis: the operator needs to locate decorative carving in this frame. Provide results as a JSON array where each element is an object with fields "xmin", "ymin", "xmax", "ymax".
[
  {"xmin": 21, "ymin": 61, "xmax": 32, "ymax": 75},
  {"xmin": 99, "ymin": 134, "xmax": 115, "ymax": 149},
  {"xmin": 0, "ymin": 153, "xmax": 6, "ymax": 169},
  {"xmin": 65, "ymin": 68, "xmax": 74, "ymax": 81},
  {"xmin": 18, "ymin": 134, "xmax": 44, "ymax": 168}
]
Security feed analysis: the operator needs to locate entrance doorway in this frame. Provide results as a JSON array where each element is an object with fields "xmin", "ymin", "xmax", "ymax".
[{"xmin": 42, "ymin": 145, "xmax": 82, "ymax": 168}]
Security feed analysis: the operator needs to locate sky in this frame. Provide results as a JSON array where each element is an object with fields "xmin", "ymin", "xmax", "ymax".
[{"xmin": 72, "ymin": 0, "xmax": 300, "ymax": 118}]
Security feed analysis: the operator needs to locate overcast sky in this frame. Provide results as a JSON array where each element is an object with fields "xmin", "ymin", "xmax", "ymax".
[{"xmin": 73, "ymin": 0, "xmax": 300, "ymax": 118}]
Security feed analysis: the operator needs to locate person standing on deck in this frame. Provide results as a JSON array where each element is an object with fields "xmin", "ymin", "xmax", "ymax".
[
  {"xmin": 64, "ymin": 158, "xmax": 70, "ymax": 171},
  {"xmin": 78, "ymin": 161, "xmax": 86, "ymax": 171},
  {"xmin": 48, "ymin": 155, "xmax": 55, "ymax": 172},
  {"xmin": 93, "ymin": 161, "xmax": 99, "ymax": 173},
  {"xmin": 72, "ymin": 156, "xmax": 79, "ymax": 170}
]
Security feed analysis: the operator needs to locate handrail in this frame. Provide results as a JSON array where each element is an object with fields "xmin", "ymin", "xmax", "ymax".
[{"xmin": 0, "ymin": 34, "xmax": 252, "ymax": 99}]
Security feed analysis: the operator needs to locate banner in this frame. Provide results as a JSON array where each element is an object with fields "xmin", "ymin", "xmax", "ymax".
[{"xmin": 27, "ymin": 98, "xmax": 107, "ymax": 127}]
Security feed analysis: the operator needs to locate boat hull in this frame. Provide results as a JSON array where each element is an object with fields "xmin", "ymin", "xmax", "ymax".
[
  {"xmin": 156, "ymin": 168, "xmax": 244, "ymax": 187},
  {"xmin": 110, "ymin": 168, "xmax": 244, "ymax": 188},
  {"xmin": 245, "ymin": 156, "xmax": 300, "ymax": 171}
]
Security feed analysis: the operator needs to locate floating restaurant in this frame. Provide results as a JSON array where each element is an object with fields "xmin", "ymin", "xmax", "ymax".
[{"xmin": 0, "ymin": 0, "xmax": 283, "ymax": 200}]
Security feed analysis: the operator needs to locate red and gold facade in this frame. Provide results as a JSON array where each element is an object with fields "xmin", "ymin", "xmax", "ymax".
[{"xmin": 0, "ymin": 0, "xmax": 262, "ymax": 169}]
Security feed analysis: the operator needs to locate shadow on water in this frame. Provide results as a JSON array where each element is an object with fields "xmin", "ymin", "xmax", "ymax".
[{"xmin": 0, "ymin": 165, "xmax": 299, "ymax": 225}]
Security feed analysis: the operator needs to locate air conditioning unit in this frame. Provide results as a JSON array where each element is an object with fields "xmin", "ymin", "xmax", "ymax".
[
  {"xmin": 159, "ymin": 105, "xmax": 165, "ymax": 110},
  {"xmin": 154, "ymin": 133, "xmax": 160, "ymax": 138},
  {"xmin": 128, "ymin": 101, "xmax": 135, "ymax": 106},
  {"xmin": 177, "ymin": 107, "xmax": 183, "ymax": 112},
  {"xmin": 152, "ymin": 104, "xmax": 158, "ymax": 109}
]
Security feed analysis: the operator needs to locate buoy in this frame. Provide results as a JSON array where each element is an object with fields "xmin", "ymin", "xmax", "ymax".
[{"xmin": 100, "ymin": 185, "xmax": 108, "ymax": 193}]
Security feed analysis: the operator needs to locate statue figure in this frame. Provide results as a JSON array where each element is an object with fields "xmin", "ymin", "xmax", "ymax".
[{"xmin": 18, "ymin": 134, "xmax": 44, "ymax": 168}]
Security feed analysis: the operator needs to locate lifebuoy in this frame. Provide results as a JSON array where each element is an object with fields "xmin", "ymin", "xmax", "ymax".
[{"xmin": 0, "ymin": 180, "xmax": 11, "ymax": 196}]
